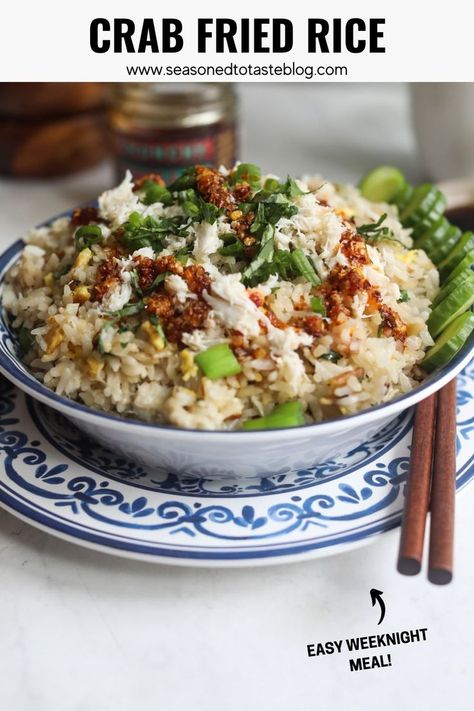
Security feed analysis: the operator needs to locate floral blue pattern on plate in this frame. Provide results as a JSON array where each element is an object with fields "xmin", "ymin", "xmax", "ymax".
[{"xmin": 0, "ymin": 361, "xmax": 472, "ymax": 566}]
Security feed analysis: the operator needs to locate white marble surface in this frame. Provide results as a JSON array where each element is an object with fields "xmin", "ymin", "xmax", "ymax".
[{"xmin": 0, "ymin": 84, "xmax": 473, "ymax": 711}]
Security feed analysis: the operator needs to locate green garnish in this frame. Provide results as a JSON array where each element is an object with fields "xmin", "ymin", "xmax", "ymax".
[
  {"xmin": 377, "ymin": 322, "xmax": 384, "ymax": 337},
  {"xmin": 219, "ymin": 240, "xmax": 245, "ymax": 258},
  {"xmin": 310, "ymin": 296, "xmax": 326, "ymax": 315},
  {"xmin": 290, "ymin": 250, "xmax": 321, "ymax": 285},
  {"xmin": 320, "ymin": 349, "xmax": 341, "ymax": 362},
  {"xmin": 176, "ymin": 189, "xmax": 222, "ymax": 225},
  {"xmin": 120, "ymin": 212, "xmax": 189, "ymax": 251},
  {"xmin": 260, "ymin": 176, "xmax": 305, "ymax": 199},
  {"xmin": 142, "ymin": 272, "xmax": 169, "ymax": 295},
  {"xmin": 198, "ymin": 197, "xmax": 222, "ymax": 225},
  {"xmin": 75, "ymin": 224, "xmax": 102, "ymax": 251},
  {"xmin": 167, "ymin": 167, "xmax": 196, "ymax": 192},
  {"xmin": 357, "ymin": 213, "xmax": 397, "ymax": 244},
  {"xmin": 130, "ymin": 269, "xmax": 142, "ymax": 295},
  {"xmin": 242, "ymin": 224, "xmax": 275, "ymax": 283},
  {"xmin": 242, "ymin": 401, "xmax": 305, "ymax": 430},
  {"xmin": 281, "ymin": 176, "xmax": 305, "ymax": 199},
  {"xmin": 108, "ymin": 300, "xmax": 145, "ymax": 319},
  {"xmin": 17, "ymin": 325, "xmax": 34, "ymax": 354},
  {"xmin": 195, "ymin": 343, "xmax": 241, "ymax": 380},
  {"xmin": 55, "ymin": 262, "xmax": 72, "ymax": 278},
  {"xmin": 141, "ymin": 180, "xmax": 172, "ymax": 206},
  {"xmin": 182, "ymin": 200, "xmax": 201, "ymax": 218},
  {"xmin": 230, "ymin": 163, "xmax": 262, "ymax": 190},
  {"xmin": 175, "ymin": 251, "xmax": 190, "ymax": 265},
  {"xmin": 398, "ymin": 289, "xmax": 409, "ymax": 303},
  {"xmin": 149, "ymin": 315, "xmax": 167, "ymax": 344},
  {"xmin": 264, "ymin": 178, "xmax": 281, "ymax": 192},
  {"xmin": 250, "ymin": 192, "xmax": 298, "ymax": 230}
]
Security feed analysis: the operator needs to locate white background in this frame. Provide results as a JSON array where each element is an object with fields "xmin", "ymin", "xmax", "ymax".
[
  {"xmin": 1, "ymin": 0, "xmax": 473, "ymax": 81},
  {"xmin": 0, "ymin": 84, "xmax": 473, "ymax": 711}
]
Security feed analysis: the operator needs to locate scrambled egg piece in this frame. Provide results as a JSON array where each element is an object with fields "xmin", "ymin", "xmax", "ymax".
[
  {"xmin": 396, "ymin": 249, "xmax": 417, "ymax": 265},
  {"xmin": 141, "ymin": 320, "xmax": 165, "ymax": 351},
  {"xmin": 43, "ymin": 272, "xmax": 54, "ymax": 288},
  {"xmin": 73, "ymin": 248, "xmax": 92, "ymax": 269},
  {"xmin": 179, "ymin": 349, "xmax": 198, "ymax": 382}
]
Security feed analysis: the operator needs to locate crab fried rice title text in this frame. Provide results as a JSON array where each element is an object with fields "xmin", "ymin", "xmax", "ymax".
[{"xmin": 90, "ymin": 17, "xmax": 386, "ymax": 54}]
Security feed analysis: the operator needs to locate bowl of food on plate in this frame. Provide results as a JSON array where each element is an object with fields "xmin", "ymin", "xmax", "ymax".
[{"xmin": 0, "ymin": 164, "xmax": 472, "ymax": 479}]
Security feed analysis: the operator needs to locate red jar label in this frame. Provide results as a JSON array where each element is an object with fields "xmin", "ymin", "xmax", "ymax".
[{"xmin": 114, "ymin": 123, "xmax": 237, "ymax": 183}]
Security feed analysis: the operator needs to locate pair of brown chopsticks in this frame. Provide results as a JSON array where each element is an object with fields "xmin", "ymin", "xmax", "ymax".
[{"xmin": 397, "ymin": 378, "xmax": 457, "ymax": 584}]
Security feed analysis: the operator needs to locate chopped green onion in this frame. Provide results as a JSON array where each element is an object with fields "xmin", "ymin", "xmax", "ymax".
[
  {"xmin": 310, "ymin": 296, "xmax": 326, "ymax": 316},
  {"xmin": 264, "ymin": 178, "xmax": 281, "ymax": 192},
  {"xmin": 75, "ymin": 224, "xmax": 102, "ymax": 251},
  {"xmin": 398, "ymin": 289, "xmax": 409, "ymax": 303},
  {"xmin": 320, "ymin": 349, "xmax": 341, "ymax": 362},
  {"xmin": 141, "ymin": 181, "xmax": 172, "ymax": 206},
  {"xmin": 219, "ymin": 240, "xmax": 245, "ymax": 258},
  {"xmin": 167, "ymin": 168, "xmax": 196, "ymax": 192},
  {"xmin": 182, "ymin": 200, "xmax": 201, "ymax": 218},
  {"xmin": 242, "ymin": 401, "xmax": 305, "ymax": 430},
  {"xmin": 220, "ymin": 232, "xmax": 239, "ymax": 244},
  {"xmin": 290, "ymin": 249, "xmax": 321, "ymax": 285},
  {"xmin": 195, "ymin": 343, "xmax": 241, "ymax": 380}
]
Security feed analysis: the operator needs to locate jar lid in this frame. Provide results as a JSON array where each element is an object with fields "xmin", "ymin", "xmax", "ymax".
[{"xmin": 111, "ymin": 83, "xmax": 236, "ymax": 129}]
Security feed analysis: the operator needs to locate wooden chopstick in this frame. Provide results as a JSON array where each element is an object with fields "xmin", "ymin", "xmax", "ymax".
[
  {"xmin": 397, "ymin": 378, "xmax": 457, "ymax": 584},
  {"xmin": 397, "ymin": 394, "xmax": 436, "ymax": 575},
  {"xmin": 428, "ymin": 379, "xmax": 457, "ymax": 585}
]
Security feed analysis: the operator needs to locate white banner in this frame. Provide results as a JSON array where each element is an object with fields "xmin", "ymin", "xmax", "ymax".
[{"xmin": 1, "ymin": 0, "xmax": 473, "ymax": 82}]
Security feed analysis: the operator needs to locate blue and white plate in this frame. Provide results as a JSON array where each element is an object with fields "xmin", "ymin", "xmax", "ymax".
[{"xmin": 0, "ymin": 362, "xmax": 473, "ymax": 567}]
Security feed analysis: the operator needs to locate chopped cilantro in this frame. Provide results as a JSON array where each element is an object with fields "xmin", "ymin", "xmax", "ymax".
[
  {"xmin": 107, "ymin": 300, "xmax": 145, "ymax": 319},
  {"xmin": 357, "ymin": 213, "xmax": 403, "ymax": 246},
  {"xmin": 290, "ymin": 250, "xmax": 321, "ymax": 286},
  {"xmin": 75, "ymin": 224, "xmax": 102, "ymax": 251},
  {"xmin": 230, "ymin": 163, "xmax": 262, "ymax": 190},
  {"xmin": 142, "ymin": 272, "xmax": 169, "ymax": 295},
  {"xmin": 242, "ymin": 224, "xmax": 275, "ymax": 283},
  {"xmin": 398, "ymin": 289, "xmax": 409, "ymax": 303},
  {"xmin": 120, "ymin": 212, "xmax": 189, "ymax": 251},
  {"xmin": 219, "ymin": 240, "xmax": 245, "ymax": 258},
  {"xmin": 281, "ymin": 176, "xmax": 305, "ymax": 199}
]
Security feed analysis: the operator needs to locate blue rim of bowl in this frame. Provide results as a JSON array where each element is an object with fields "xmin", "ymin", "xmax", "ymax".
[{"xmin": 0, "ymin": 212, "xmax": 473, "ymax": 438}]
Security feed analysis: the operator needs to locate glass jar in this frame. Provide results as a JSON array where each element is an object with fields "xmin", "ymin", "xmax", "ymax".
[{"xmin": 109, "ymin": 83, "xmax": 238, "ymax": 183}]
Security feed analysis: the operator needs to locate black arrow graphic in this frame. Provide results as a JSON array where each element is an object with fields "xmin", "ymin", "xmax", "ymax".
[{"xmin": 370, "ymin": 588, "xmax": 386, "ymax": 625}]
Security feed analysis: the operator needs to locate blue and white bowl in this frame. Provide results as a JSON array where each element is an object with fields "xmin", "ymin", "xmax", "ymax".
[{"xmin": 0, "ymin": 224, "xmax": 473, "ymax": 480}]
